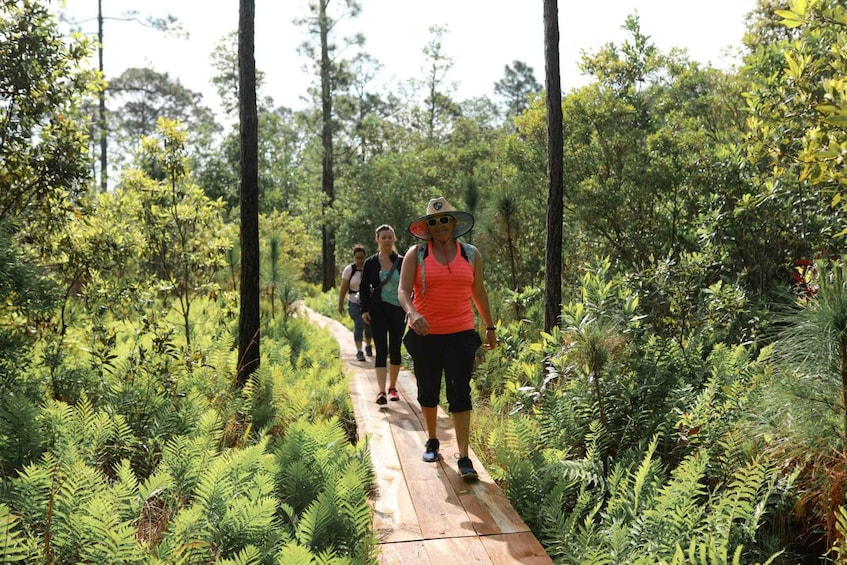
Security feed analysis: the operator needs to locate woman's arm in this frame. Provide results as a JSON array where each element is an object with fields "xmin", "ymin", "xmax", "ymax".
[
  {"xmin": 399, "ymin": 245, "xmax": 430, "ymax": 335},
  {"xmin": 469, "ymin": 246, "xmax": 497, "ymax": 349},
  {"xmin": 337, "ymin": 277, "xmax": 350, "ymax": 314},
  {"xmin": 359, "ymin": 256, "xmax": 375, "ymax": 323},
  {"xmin": 397, "ymin": 246, "xmax": 417, "ymax": 316}
]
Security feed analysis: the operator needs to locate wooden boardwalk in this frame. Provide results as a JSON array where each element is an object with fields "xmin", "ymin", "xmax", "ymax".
[{"xmin": 309, "ymin": 309, "xmax": 552, "ymax": 564}]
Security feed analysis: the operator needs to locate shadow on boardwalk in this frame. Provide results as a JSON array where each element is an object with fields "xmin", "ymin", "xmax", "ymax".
[{"xmin": 306, "ymin": 307, "xmax": 553, "ymax": 564}]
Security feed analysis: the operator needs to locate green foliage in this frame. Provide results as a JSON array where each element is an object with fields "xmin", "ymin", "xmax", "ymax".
[
  {"xmin": 0, "ymin": 393, "xmax": 42, "ymax": 475},
  {"xmin": 829, "ymin": 505, "xmax": 847, "ymax": 564},
  {"xmin": 1, "ymin": 308, "xmax": 373, "ymax": 563},
  {"xmin": 757, "ymin": 258, "xmax": 847, "ymax": 546},
  {"xmin": 161, "ymin": 438, "xmax": 284, "ymax": 560},
  {"xmin": 5, "ymin": 452, "xmax": 147, "ymax": 564},
  {"xmin": 558, "ymin": 15, "xmax": 741, "ymax": 274},
  {"xmin": 482, "ymin": 414, "xmax": 560, "ymax": 531},
  {"xmin": 245, "ymin": 315, "xmax": 354, "ymax": 437},
  {"xmin": 121, "ymin": 117, "xmax": 236, "ymax": 347},
  {"xmin": 0, "ymin": 503, "xmax": 28, "ymax": 562},
  {"xmin": 533, "ymin": 436, "xmax": 789, "ymax": 564},
  {"xmin": 475, "ymin": 256, "xmax": 798, "ymax": 562},
  {"xmin": 274, "ymin": 419, "xmax": 373, "ymax": 558},
  {"xmin": 260, "ymin": 211, "xmax": 317, "ymax": 318},
  {"xmin": 743, "ymin": 0, "xmax": 847, "ymax": 284},
  {"xmin": 0, "ymin": 223, "xmax": 59, "ymax": 389},
  {"xmin": 0, "ymin": 0, "xmax": 98, "ymax": 228},
  {"xmin": 749, "ymin": 1, "xmax": 847, "ymax": 223}
]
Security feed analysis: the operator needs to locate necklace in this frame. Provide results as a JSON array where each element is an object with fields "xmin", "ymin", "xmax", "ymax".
[{"xmin": 433, "ymin": 242, "xmax": 453, "ymax": 273}]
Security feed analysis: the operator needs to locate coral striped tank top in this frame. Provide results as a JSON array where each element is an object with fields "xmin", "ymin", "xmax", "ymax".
[{"xmin": 411, "ymin": 240, "xmax": 475, "ymax": 335}]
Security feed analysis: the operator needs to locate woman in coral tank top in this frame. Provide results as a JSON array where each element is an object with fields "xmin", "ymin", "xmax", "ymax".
[{"xmin": 397, "ymin": 197, "xmax": 497, "ymax": 481}]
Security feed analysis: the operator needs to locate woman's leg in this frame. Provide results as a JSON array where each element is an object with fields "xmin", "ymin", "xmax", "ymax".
[
  {"xmin": 452, "ymin": 410, "xmax": 471, "ymax": 458},
  {"xmin": 404, "ymin": 331, "xmax": 444, "ymax": 441},
  {"xmin": 348, "ymin": 301, "xmax": 365, "ymax": 351},
  {"xmin": 387, "ymin": 305, "xmax": 406, "ymax": 391},
  {"xmin": 370, "ymin": 312, "xmax": 389, "ymax": 395},
  {"xmin": 443, "ymin": 331, "xmax": 482, "ymax": 459},
  {"xmin": 364, "ymin": 318, "xmax": 373, "ymax": 353}
]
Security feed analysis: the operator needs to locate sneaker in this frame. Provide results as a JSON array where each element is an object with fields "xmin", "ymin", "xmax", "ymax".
[
  {"xmin": 376, "ymin": 392, "xmax": 387, "ymax": 405},
  {"xmin": 365, "ymin": 344, "xmax": 373, "ymax": 357},
  {"xmin": 457, "ymin": 457, "xmax": 478, "ymax": 481},
  {"xmin": 388, "ymin": 387, "xmax": 399, "ymax": 401},
  {"xmin": 422, "ymin": 438, "xmax": 440, "ymax": 462},
  {"xmin": 355, "ymin": 350, "xmax": 366, "ymax": 362}
]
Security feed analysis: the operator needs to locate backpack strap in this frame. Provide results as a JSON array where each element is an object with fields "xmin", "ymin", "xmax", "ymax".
[
  {"xmin": 460, "ymin": 241, "xmax": 475, "ymax": 267},
  {"xmin": 375, "ymin": 253, "xmax": 400, "ymax": 290},
  {"xmin": 417, "ymin": 244, "xmax": 427, "ymax": 296},
  {"xmin": 347, "ymin": 263, "xmax": 359, "ymax": 293}
]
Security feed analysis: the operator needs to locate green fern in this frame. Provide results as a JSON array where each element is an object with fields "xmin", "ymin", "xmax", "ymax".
[
  {"xmin": 218, "ymin": 544, "xmax": 263, "ymax": 565},
  {"xmin": 277, "ymin": 541, "xmax": 319, "ymax": 564},
  {"xmin": 182, "ymin": 438, "xmax": 283, "ymax": 558},
  {"xmin": 828, "ymin": 506, "xmax": 847, "ymax": 563},
  {"xmin": 75, "ymin": 496, "xmax": 147, "ymax": 564},
  {"xmin": 0, "ymin": 503, "xmax": 28, "ymax": 562},
  {"xmin": 153, "ymin": 505, "xmax": 212, "ymax": 563},
  {"xmin": 0, "ymin": 393, "xmax": 43, "ymax": 474},
  {"xmin": 274, "ymin": 419, "xmax": 372, "ymax": 557}
]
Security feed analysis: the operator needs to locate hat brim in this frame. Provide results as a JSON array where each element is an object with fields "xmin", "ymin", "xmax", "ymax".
[{"xmin": 408, "ymin": 211, "xmax": 475, "ymax": 240}]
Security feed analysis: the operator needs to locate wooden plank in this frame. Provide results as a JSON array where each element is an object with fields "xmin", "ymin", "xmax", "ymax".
[
  {"xmin": 379, "ymin": 536, "xmax": 499, "ymax": 564},
  {"xmin": 436, "ymin": 431, "xmax": 530, "ymax": 536},
  {"xmin": 349, "ymin": 367, "xmax": 422, "ymax": 543},
  {"xmin": 391, "ymin": 416, "xmax": 476, "ymax": 539},
  {"xmin": 422, "ymin": 536, "xmax": 493, "ymax": 563},
  {"xmin": 378, "ymin": 540, "xmax": 430, "ymax": 564},
  {"xmin": 401, "ymin": 383, "xmax": 532, "ymax": 536},
  {"xmin": 380, "ymin": 534, "xmax": 552, "ymax": 565},
  {"xmin": 479, "ymin": 533, "xmax": 554, "ymax": 564}
]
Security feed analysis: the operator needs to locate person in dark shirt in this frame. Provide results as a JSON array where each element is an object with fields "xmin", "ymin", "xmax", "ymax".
[{"xmin": 360, "ymin": 225, "xmax": 405, "ymax": 405}]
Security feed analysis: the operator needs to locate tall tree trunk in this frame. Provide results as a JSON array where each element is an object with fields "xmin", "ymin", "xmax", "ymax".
[
  {"xmin": 236, "ymin": 0, "xmax": 260, "ymax": 387},
  {"xmin": 543, "ymin": 0, "xmax": 564, "ymax": 332},
  {"xmin": 320, "ymin": 0, "xmax": 336, "ymax": 291},
  {"xmin": 841, "ymin": 338, "xmax": 847, "ymax": 452},
  {"xmin": 97, "ymin": 0, "xmax": 107, "ymax": 193}
]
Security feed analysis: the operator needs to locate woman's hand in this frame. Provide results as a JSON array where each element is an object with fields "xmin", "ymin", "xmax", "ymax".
[
  {"xmin": 483, "ymin": 328, "xmax": 497, "ymax": 350},
  {"xmin": 362, "ymin": 312, "xmax": 371, "ymax": 325},
  {"xmin": 408, "ymin": 311, "xmax": 430, "ymax": 336},
  {"xmin": 337, "ymin": 303, "xmax": 344, "ymax": 315}
]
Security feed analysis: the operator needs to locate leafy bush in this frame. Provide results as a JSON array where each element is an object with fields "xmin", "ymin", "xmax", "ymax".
[{"xmin": 0, "ymin": 290, "xmax": 372, "ymax": 563}]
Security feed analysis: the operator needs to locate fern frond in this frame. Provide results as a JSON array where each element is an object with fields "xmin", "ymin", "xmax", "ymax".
[
  {"xmin": 702, "ymin": 455, "xmax": 786, "ymax": 552},
  {"xmin": 0, "ymin": 503, "xmax": 28, "ymax": 563},
  {"xmin": 218, "ymin": 544, "xmax": 263, "ymax": 565},
  {"xmin": 76, "ymin": 496, "xmax": 146, "ymax": 564},
  {"xmin": 277, "ymin": 541, "xmax": 317, "ymax": 564},
  {"xmin": 154, "ymin": 505, "xmax": 212, "ymax": 563},
  {"xmin": 0, "ymin": 392, "xmax": 42, "ymax": 473}
]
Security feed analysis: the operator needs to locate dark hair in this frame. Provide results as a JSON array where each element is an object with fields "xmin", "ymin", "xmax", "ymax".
[
  {"xmin": 375, "ymin": 224, "xmax": 394, "ymax": 236},
  {"xmin": 352, "ymin": 244, "xmax": 366, "ymax": 255}
]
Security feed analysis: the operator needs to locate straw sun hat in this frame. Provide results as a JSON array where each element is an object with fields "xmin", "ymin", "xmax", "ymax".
[{"xmin": 408, "ymin": 196, "xmax": 475, "ymax": 241}]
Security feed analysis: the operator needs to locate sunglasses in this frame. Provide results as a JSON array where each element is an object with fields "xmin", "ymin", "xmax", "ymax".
[{"xmin": 426, "ymin": 216, "xmax": 453, "ymax": 227}]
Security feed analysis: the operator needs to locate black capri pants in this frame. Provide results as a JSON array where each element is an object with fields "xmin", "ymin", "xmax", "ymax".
[
  {"xmin": 369, "ymin": 302, "xmax": 406, "ymax": 368},
  {"xmin": 403, "ymin": 329, "xmax": 482, "ymax": 413}
]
